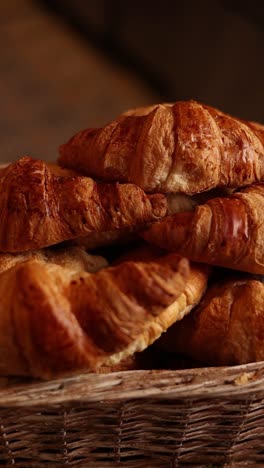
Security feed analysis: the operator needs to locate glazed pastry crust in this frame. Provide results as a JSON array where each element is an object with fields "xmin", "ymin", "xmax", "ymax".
[
  {"xmin": 59, "ymin": 100, "xmax": 264, "ymax": 194},
  {"xmin": 143, "ymin": 183, "xmax": 264, "ymax": 274},
  {"xmin": 158, "ymin": 277, "xmax": 264, "ymax": 365},
  {"xmin": 0, "ymin": 157, "xmax": 166, "ymax": 252},
  {"xmin": 0, "ymin": 245, "xmax": 108, "ymax": 275},
  {"xmin": 0, "ymin": 252, "xmax": 193, "ymax": 378}
]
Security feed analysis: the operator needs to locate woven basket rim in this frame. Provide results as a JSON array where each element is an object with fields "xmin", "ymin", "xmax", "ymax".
[{"xmin": 0, "ymin": 361, "xmax": 263, "ymax": 407}]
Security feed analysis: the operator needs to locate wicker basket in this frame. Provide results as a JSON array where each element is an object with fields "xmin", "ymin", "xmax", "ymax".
[{"xmin": 0, "ymin": 362, "xmax": 263, "ymax": 466}]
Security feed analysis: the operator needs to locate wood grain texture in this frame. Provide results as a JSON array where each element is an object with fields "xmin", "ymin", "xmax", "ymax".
[{"xmin": 0, "ymin": 362, "xmax": 263, "ymax": 407}]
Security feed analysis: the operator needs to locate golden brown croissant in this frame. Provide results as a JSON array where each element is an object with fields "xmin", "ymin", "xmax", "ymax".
[
  {"xmin": 143, "ymin": 183, "xmax": 264, "ymax": 274},
  {"xmin": 58, "ymin": 100, "xmax": 264, "ymax": 194},
  {"xmin": 0, "ymin": 252, "xmax": 192, "ymax": 378},
  {"xmin": 74, "ymin": 192, "xmax": 204, "ymax": 249},
  {"xmin": 157, "ymin": 275, "xmax": 264, "ymax": 365},
  {"xmin": 0, "ymin": 161, "xmax": 78, "ymax": 177},
  {"xmin": 0, "ymin": 245, "xmax": 108, "ymax": 275},
  {"xmin": 0, "ymin": 157, "xmax": 166, "ymax": 252}
]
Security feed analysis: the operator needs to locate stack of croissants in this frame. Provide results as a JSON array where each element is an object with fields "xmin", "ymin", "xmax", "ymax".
[{"xmin": 1, "ymin": 100, "xmax": 264, "ymax": 379}]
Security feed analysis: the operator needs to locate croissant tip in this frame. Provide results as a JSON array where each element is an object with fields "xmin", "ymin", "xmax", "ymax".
[{"xmin": 148, "ymin": 193, "xmax": 168, "ymax": 218}]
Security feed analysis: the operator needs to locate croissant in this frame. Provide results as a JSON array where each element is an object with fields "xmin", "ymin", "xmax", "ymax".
[
  {"xmin": 157, "ymin": 275, "xmax": 264, "ymax": 365},
  {"xmin": 73, "ymin": 193, "xmax": 202, "ymax": 249},
  {"xmin": 58, "ymin": 100, "xmax": 264, "ymax": 194},
  {"xmin": 0, "ymin": 157, "xmax": 166, "ymax": 252},
  {"xmin": 142, "ymin": 183, "xmax": 264, "ymax": 274},
  {"xmin": 0, "ymin": 252, "xmax": 193, "ymax": 378},
  {"xmin": 0, "ymin": 245, "xmax": 108, "ymax": 275}
]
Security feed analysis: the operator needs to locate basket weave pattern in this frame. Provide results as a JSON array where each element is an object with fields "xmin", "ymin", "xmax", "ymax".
[{"xmin": 0, "ymin": 363, "xmax": 263, "ymax": 466}]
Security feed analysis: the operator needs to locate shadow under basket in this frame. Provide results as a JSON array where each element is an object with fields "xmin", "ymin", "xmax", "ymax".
[{"xmin": 0, "ymin": 363, "xmax": 263, "ymax": 467}]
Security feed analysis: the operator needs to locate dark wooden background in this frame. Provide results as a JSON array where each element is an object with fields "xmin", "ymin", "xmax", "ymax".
[
  {"xmin": 45, "ymin": 0, "xmax": 264, "ymax": 121},
  {"xmin": 1, "ymin": 0, "xmax": 264, "ymax": 164},
  {"xmin": 0, "ymin": 1, "xmax": 157, "ymax": 163}
]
